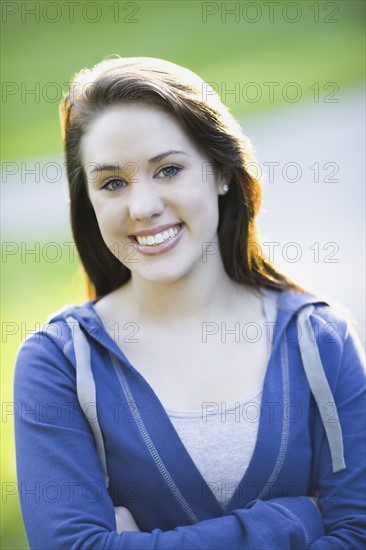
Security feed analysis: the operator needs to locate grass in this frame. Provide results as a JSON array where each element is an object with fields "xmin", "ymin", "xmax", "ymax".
[
  {"xmin": 1, "ymin": 0, "xmax": 365, "ymax": 160},
  {"xmin": 1, "ymin": 250, "xmax": 85, "ymax": 548}
]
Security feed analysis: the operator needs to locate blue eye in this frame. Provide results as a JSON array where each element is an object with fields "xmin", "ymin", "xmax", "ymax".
[
  {"xmin": 102, "ymin": 178, "xmax": 127, "ymax": 191},
  {"xmin": 157, "ymin": 165, "xmax": 182, "ymax": 178}
]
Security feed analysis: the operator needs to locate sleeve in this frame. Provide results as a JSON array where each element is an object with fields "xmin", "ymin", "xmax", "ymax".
[
  {"xmin": 14, "ymin": 331, "xmax": 324, "ymax": 550},
  {"xmin": 308, "ymin": 321, "xmax": 366, "ymax": 548}
]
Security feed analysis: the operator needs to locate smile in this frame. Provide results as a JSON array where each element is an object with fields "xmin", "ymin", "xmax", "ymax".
[
  {"xmin": 129, "ymin": 223, "xmax": 185, "ymax": 255},
  {"xmin": 135, "ymin": 224, "xmax": 181, "ymax": 246}
]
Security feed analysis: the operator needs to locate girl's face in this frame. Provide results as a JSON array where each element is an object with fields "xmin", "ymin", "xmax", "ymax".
[{"xmin": 80, "ymin": 103, "xmax": 226, "ymax": 286}]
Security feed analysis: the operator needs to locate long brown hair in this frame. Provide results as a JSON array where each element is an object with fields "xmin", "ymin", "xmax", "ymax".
[{"xmin": 60, "ymin": 56, "xmax": 310, "ymax": 299}]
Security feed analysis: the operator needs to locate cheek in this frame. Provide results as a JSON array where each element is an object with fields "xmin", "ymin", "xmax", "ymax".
[
  {"xmin": 90, "ymin": 198, "xmax": 127, "ymax": 239},
  {"xmin": 183, "ymin": 184, "xmax": 219, "ymax": 225}
]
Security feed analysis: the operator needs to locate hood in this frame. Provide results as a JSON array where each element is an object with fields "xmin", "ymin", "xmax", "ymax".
[
  {"xmin": 46, "ymin": 286, "xmax": 345, "ymax": 479},
  {"xmin": 46, "ymin": 286, "xmax": 330, "ymax": 354}
]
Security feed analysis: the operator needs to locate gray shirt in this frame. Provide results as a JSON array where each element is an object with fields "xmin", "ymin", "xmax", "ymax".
[{"xmin": 165, "ymin": 289, "xmax": 278, "ymax": 509}]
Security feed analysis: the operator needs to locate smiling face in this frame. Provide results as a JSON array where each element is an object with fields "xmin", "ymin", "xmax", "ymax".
[{"xmin": 80, "ymin": 103, "xmax": 227, "ymax": 286}]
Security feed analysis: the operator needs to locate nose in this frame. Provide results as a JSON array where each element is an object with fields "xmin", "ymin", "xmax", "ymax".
[{"xmin": 128, "ymin": 179, "xmax": 165, "ymax": 222}]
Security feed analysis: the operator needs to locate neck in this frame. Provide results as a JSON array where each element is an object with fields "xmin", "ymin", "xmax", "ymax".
[{"xmin": 120, "ymin": 255, "xmax": 246, "ymax": 325}]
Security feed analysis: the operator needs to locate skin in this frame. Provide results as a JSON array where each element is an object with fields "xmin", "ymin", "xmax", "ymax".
[
  {"xmin": 80, "ymin": 103, "xmax": 257, "ymax": 326},
  {"xmin": 114, "ymin": 506, "xmax": 140, "ymax": 533},
  {"xmin": 80, "ymin": 103, "xmax": 264, "ymax": 532}
]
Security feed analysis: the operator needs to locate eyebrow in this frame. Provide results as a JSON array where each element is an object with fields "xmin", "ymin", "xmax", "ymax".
[
  {"xmin": 89, "ymin": 150, "xmax": 189, "ymax": 174},
  {"xmin": 148, "ymin": 150, "xmax": 190, "ymax": 163}
]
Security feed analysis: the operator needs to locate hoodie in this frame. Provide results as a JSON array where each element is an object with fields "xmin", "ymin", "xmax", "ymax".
[{"xmin": 13, "ymin": 287, "xmax": 366, "ymax": 549}]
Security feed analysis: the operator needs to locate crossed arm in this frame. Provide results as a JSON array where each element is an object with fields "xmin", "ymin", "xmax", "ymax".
[
  {"xmin": 114, "ymin": 499, "xmax": 317, "ymax": 534},
  {"xmin": 13, "ymin": 326, "xmax": 366, "ymax": 549}
]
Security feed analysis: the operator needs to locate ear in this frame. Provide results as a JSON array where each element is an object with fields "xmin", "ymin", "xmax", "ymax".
[{"xmin": 216, "ymin": 170, "xmax": 230, "ymax": 195}]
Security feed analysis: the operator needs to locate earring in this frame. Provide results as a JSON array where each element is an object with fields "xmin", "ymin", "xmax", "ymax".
[{"xmin": 222, "ymin": 184, "xmax": 229, "ymax": 194}]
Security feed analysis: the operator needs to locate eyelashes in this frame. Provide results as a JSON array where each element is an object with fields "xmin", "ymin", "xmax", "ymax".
[
  {"xmin": 157, "ymin": 165, "xmax": 182, "ymax": 178},
  {"xmin": 101, "ymin": 164, "xmax": 183, "ymax": 191},
  {"xmin": 102, "ymin": 178, "xmax": 127, "ymax": 191}
]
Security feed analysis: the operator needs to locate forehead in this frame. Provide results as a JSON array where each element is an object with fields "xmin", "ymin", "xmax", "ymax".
[{"xmin": 80, "ymin": 103, "xmax": 197, "ymax": 165}]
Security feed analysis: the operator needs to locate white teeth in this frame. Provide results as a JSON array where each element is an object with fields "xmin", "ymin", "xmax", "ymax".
[
  {"xmin": 135, "ymin": 224, "xmax": 181, "ymax": 246},
  {"xmin": 154, "ymin": 233, "xmax": 164, "ymax": 244}
]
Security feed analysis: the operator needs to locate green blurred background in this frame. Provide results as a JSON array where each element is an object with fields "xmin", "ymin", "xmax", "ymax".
[{"xmin": 1, "ymin": 1, "xmax": 365, "ymax": 547}]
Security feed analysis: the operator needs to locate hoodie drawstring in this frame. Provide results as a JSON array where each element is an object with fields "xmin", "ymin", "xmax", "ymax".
[
  {"xmin": 297, "ymin": 305, "xmax": 345, "ymax": 473},
  {"xmin": 65, "ymin": 316, "xmax": 110, "ymax": 488},
  {"xmin": 65, "ymin": 303, "xmax": 346, "ymax": 488}
]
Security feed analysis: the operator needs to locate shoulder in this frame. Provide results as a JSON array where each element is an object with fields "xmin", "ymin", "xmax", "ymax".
[
  {"xmin": 277, "ymin": 286, "xmax": 359, "ymax": 347},
  {"xmin": 308, "ymin": 300, "xmax": 363, "ymax": 354},
  {"xmin": 305, "ymin": 301, "xmax": 365, "ymax": 391},
  {"xmin": 14, "ymin": 300, "xmax": 94, "ymax": 381},
  {"xmin": 275, "ymin": 287, "xmax": 365, "ymax": 384}
]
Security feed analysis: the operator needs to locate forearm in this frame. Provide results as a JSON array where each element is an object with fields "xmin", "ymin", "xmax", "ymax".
[{"xmin": 115, "ymin": 497, "xmax": 323, "ymax": 550}]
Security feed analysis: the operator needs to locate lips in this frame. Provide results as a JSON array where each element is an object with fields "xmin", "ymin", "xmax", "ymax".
[
  {"xmin": 129, "ymin": 223, "xmax": 183, "ymax": 243},
  {"xmin": 128, "ymin": 223, "xmax": 185, "ymax": 255}
]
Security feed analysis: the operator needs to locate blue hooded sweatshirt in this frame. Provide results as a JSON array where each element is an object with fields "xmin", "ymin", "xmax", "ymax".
[{"xmin": 13, "ymin": 287, "xmax": 366, "ymax": 549}]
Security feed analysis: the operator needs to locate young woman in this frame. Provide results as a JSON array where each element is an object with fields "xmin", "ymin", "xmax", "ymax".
[{"xmin": 14, "ymin": 57, "xmax": 365, "ymax": 549}]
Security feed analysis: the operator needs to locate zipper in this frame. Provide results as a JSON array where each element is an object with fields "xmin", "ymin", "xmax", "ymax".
[{"xmin": 110, "ymin": 351, "xmax": 200, "ymax": 525}]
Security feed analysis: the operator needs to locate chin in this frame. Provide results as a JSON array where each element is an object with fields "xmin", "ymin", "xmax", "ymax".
[
  {"xmin": 131, "ymin": 262, "xmax": 194, "ymax": 286},
  {"xmin": 138, "ymin": 271, "xmax": 186, "ymax": 286}
]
